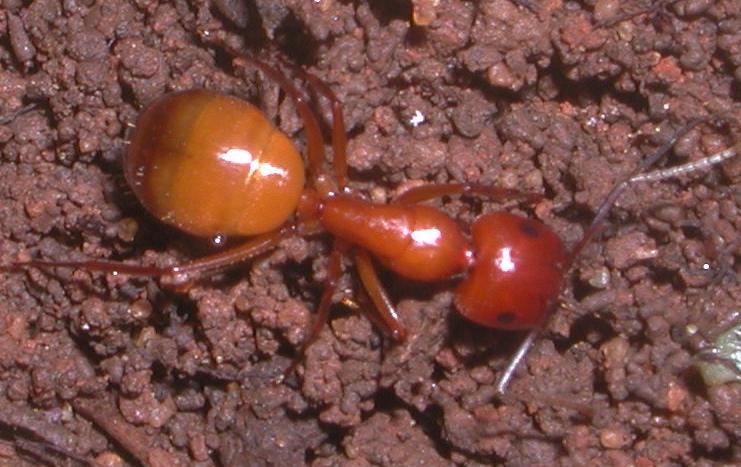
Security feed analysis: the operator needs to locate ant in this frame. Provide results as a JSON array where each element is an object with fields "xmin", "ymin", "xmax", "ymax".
[{"xmin": 2, "ymin": 48, "xmax": 736, "ymax": 394}]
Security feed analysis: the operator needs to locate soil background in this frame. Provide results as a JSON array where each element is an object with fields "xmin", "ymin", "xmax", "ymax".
[{"xmin": 0, "ymin": 0, "xmax": 739, "ymax": 465}]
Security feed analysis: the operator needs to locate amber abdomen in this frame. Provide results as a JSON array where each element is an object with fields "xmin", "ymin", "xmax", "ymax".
[{"xmin": 125, "ymin": 89, "xmax": 305, "ymax": 237}]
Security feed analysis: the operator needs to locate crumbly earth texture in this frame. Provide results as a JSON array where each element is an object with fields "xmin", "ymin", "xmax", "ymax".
[{"xmin": 0, "ymin": 0, "xmax": 739, "ymax": 465}]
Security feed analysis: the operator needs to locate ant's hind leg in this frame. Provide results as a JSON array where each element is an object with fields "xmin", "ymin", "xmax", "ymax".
[
  {"xmin": 229, "ymin": 52, "xmax": 328, "ymax": 185},
  {"xmin": 196, "ymin": 32, "xmax": 329, "ymax": 183},
  {"xmin": 394, "ymin": 183, "xmax": 542, "ymax": 205},
  {"xmin": 299, "ymin": 72, "xmax": 349, "ymax": 191},
  {"xmin": 3, "ymin": 221, "xmax": 322, "ymax": 279}
]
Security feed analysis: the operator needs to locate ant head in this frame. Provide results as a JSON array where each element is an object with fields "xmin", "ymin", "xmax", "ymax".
[{"xmin": 455, "ymin": 212, "xmax": 568, "ymax": 330}]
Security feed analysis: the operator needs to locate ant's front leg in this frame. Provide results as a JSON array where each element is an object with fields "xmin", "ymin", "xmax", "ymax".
[{"xmin": 354, "ymin": 249, "xmax": 407, "ymax": 342}]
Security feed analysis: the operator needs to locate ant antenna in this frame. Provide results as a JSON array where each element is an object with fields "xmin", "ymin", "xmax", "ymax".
[
  {"xmin": 629, "ymin": 144, "xmax": 738, "ymax": 183},
  {"xmin": 495, "ymin": 117, "xmax": 738, "ymax": 396},
  {"xmin": 0, "ymin": 103, "xmax": 37, "ymax": 125}
]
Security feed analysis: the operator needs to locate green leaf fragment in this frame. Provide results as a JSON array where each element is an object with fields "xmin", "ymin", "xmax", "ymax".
[{"xmin": 695, "ymin": 322, "xmax": 741, "ymax": 386}]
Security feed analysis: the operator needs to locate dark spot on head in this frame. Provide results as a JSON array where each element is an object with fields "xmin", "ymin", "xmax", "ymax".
[
  {"xmin": 497, "ymin": 312, "xmax": 517, "ymax": 324},
  {"xmin": 519, "ymin": 221, "xmax": 539, "ymax": 237}
]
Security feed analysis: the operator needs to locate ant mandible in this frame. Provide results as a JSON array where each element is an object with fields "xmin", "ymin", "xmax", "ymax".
[{"xmin": 2, "ymin": 48, "xmax": 732, "ymax": 393}]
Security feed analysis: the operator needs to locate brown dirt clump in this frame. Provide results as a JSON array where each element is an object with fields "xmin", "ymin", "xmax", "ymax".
[{"xmin": 0, "ymin": 0, "xmax": 739, "ymax": 465}]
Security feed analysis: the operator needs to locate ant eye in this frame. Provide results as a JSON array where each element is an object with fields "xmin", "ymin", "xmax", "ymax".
[
  {"xmin": 519, "ymin": 221, "xmax": 539, "ymax": 238},
  {"xmin": 497, "ymin": 312, "xmax": 517, "ymax": 324}
]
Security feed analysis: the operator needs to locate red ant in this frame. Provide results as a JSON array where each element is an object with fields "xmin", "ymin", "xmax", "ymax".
[{"xmin": 2, "ymin": 50, "xmax": 735, "ymax": 394}]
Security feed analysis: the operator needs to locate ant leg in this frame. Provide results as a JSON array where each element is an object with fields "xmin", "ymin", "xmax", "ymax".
[
  {"xmin": 3, "ymin": 221, "xmax": 323, "ymax": 278},
  {"xmin": 228, "ymin": 51, "xmax": 328, "ymax": 185},
  {"xmin": 299, "ymin": 72, "xmax": 348, "ymax": 191},
  {"xmin": 2, "ymin": 259, "xmax": 174, "ymax": 277},
  {"xmin": 196, "ymin": 32, "xmax": 330, "ymax": 183},
  {"xmin": 340, "ymin": 291, "xmax": 403, "ymax": 341},
  {"xmin": 354, "ymin": 249, "xmax": 407, "ymax": 342},
  {"xmin": 283, "ymin": 238, "xmax": 346, "ymax": 378},
  {"xmin": 395, "ymin": 183, "xmax": 542, "ymax": 205},
  {"xmin": 173, "ymin": 221, "xmax": 322, "ymax": 275}
]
